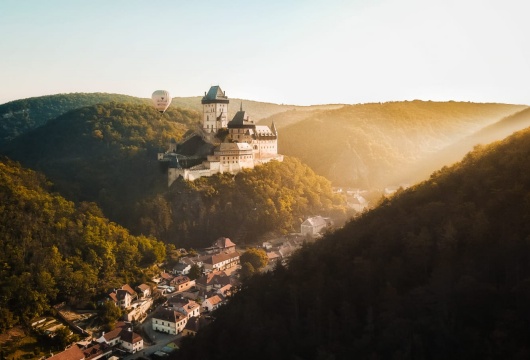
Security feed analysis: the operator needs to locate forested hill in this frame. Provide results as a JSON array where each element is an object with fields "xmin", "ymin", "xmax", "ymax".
[
  {"xmin": 176, "ymin": 126, "xmax": 530, "ymax": 359},
  {"xmin": 0, "ymin": 102, "xmax": 194, "ymax": 223},
  {"xmin": 275, "ymin": 101, "xmax": 527, "ymax": 188},
  {"xmin": 0, "ymin": 102, "xmax": 347, "ymax": 247},
  {"xmin": 0, "ymin": 157, "xmax": 166, "ymax": 331},
  {"xmin": 394, "ymin": 106, "xmax": 530, "ymax": 185},
  {"xmin": 0, "ymin": 93, "xmax": 148, "ymax": 146}
]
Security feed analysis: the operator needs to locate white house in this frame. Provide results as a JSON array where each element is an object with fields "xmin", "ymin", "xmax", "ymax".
[
  {"xmin": 119, "ymin": 328, "xmax": 144, "ymax": 354},
  {"xmin": 301, "ymin": 216, "xmax": 330, "ymax": 237},
  {"xmin": 96, "ymin": 322, "xmax": 143, "ymax": 354},
  {"xmin": 202, "ymin": 295, "xmax": 223, "ymax": 312},
  {"xmin": 136, "ymin": 284, "xmax": 151, "ymax": 298},
  {"xmin": 152, "ymin": 308, "xmax": 188, "ymax": 335},
  {"xmin": 169, "ymin": 297, "xmax": 201, "ymax": 319}
]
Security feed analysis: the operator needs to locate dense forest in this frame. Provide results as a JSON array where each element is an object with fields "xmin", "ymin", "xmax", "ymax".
[
  {"xmin": 0, "ymin": 93, "xmax": 148, "ymax": 146},
  {"xmin": 0, "ymin": 158, "xmax": 166, "ymax": 332},
  {"xmin": 133, "ymin": 157, "xmax": 348, "ymax": 247},
  {"xmin": 275, "ymin": 101, "xmax": 527, "ymax": 188},
  {"xmin": 176, "ymin": 126, "xmax": 530, "ymax": 359},
  {"xmin": 1, "ymin": 102, "xmax": 347, "ymax": 247}
]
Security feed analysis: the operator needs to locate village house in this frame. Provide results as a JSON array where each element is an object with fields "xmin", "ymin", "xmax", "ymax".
[
  {"xmin": 108, "ymin": 284, "xmax": 137, "ymax": 310},
  {"xmin": 300, "ymin": 216, "xmax": 332, "ymax": 237},
  {"xmin": 170, "ymin": 275, "xmax": 194, "ymax": 292},
  {"xmin": 95, "ymin": 322, "xmax": 143, "ymax": 354},
  {"xmin": 182, "ymin": 316, "xmax": 211, "ymax": 337},
  {"xmin": 136, "ymin": 284, "xmax": 151, "ymax": 298},
  {"xmin": 173, "ymin": 262, "xmax": 191, "ymax": 275},
  {"xmin": 80, "ymin": 342, "xmax": 112, "ymax": 360},
  {"xmin": 47, "ymin": 344, "xmax": 85, "ymax": 360},
  {"xmin": 204, "ymin": 237, "xmax": 236, "ymax": 254},
  {"xmin": 202, "ymin": 295, "xmax": 223, "ymax": 312},
  {"xmin": 168, "ymin": 297, "xmax": 201, "ymax": 319},
  {"xmin": 151, "ymin": 307, "xmax": 188, "ymax": 335},
  {"xmin": 202, "ymin": 251, "xmax": 240, "ymax": 273},
  {"xmin": 195, "ymin": 270, "xmax": 232, "ymax": 292},
  {"xmin": 159, "ymin": 271, "xmax": 175, "ymax": 285}
]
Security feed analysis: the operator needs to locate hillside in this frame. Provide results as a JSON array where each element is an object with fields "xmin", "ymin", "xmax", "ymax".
[
  {"xmin": 1, "ymin": 102, "xmax": 194, "ymax": 216},
  {"xmin": 0, "ymin": 102, "xmax": 347, "ymax": 247},
  {"xmin": 176, "ymin": 126, "xmax": 530, "ymax": 359},
  {"xmin": 277, "ymin": 101, "xmax": 527, "ymax": 188},
  {"xmin": 133, "ymin": 157, "xmax": 348, "ymax": 247},
  {"xmin": 0, "ymin": 157, "xmax": 166, "ymax": 331},
  {"xmin": 0, "ymin": 93, "xmax": 148, "ymax": 146},
  {"xmin": 394, "ymin": 106, "xmax": 530, "ymax": 184}
]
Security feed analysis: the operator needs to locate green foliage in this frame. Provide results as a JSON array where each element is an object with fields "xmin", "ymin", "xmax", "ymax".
[
  {"xmin": 188, "ymin": 264, "xmax": 202, "ymax": 280},
  {"xmin": 239, "ymin": 262, "xmax": 255, "ymax": 281},
  {"xmin": 99, "ymin": 301, "xmax": 122, "ymax": 332},
  {"xmin": 0, "ymin": 92, "xmax": 149, "ymax": 146},
  {"xmin": 1, "ymin": 101, "xmax": 198, "ymax": 228},
  {"xmin": 240, "ymin": 248, "xmax": 268, "ymax": 271},
  {"xmin": 0, "ymin": 158, "xmax": 166, "ymax": 331},
  {"xmin": 134, "ymin": 157, "xmax": 348, "ymax": 247},
  {"xmin": 175, "ymin": 127, "xmax": 530, "ymax": 359}
]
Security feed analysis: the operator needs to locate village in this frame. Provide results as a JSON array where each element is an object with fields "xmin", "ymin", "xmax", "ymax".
[{"xmin": 39, "ymin": 216, "xmax": 334, "ymax": 360}]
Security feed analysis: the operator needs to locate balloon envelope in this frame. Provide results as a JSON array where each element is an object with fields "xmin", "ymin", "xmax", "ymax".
[{"xmin": 152, "ymin": 90, "xmax": 172, "ymax": 113}]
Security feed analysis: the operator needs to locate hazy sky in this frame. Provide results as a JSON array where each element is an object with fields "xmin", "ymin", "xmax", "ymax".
[{"xmin": 1, "ymin": 0, "xmax": 528, "ymax": 106}]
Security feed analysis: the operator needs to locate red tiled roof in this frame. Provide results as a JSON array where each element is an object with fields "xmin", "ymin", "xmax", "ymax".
[
  {"xmin": 121, "ymin": 284, "xmax": 136, "ymax": 296},
  {"xmin": 204, "ymin": 251, "xmax": 240, "ymax": 266},
  {"xmin": 47, "ymin": 344, "xmax": 85, "ymax": 360},
  {"xmin": 120, "ymin": 328, "xmax": 143, "ymax": 344},
  {"xmin": 215, "ymin": 237, "xmax": 235, "ymax": 248}
]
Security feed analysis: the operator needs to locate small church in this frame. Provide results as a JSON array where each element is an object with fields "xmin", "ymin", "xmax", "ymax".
[{"xmin": 158, "ymin": 86, "xmax": 283, "ymax": 186}]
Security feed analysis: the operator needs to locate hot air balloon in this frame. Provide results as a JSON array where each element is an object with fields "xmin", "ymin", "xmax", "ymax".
[{"xmin": 152, "ymin": 90, "xmax": 172, "ymax": 113}]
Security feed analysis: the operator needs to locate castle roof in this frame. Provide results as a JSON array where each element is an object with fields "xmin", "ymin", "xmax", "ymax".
[
  {"xmin": 228, "ymin": 110, "xmax": 254, "ymax": 128},
  {"xmin": 202, "ymin": 86, "xmax": 229, "ymax": 104}
]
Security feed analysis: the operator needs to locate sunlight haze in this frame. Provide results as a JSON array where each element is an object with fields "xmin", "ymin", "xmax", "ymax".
[{"xmin": 0, "ymin": 0, "xmax": 528, "ymax": 105}]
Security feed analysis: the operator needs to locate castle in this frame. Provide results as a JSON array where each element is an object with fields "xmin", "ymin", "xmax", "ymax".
[{"xmin": 158, "ymin": 86, "xmax": 283, "ymax": 186}]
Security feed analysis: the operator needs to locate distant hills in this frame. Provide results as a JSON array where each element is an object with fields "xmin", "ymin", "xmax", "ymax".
[
  {"xmin": 0, "ymin": 93, "xmax": 148, "ymax": 146},
  {"xmin": 169, "ymin": 96, "xmax": 342, "ymax": 122},
  {"xmin": 271, "ymin": 101, "xmax": 528, "ymax": 188},
  {"xmin": 175, "ymin": 125, "xmax": 530, "ymax": 360}
]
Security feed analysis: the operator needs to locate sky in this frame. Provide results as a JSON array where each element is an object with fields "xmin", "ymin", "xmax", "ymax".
[{"xmin": 1, "ymin": 0, "xmax": 529, "ymax": 106}]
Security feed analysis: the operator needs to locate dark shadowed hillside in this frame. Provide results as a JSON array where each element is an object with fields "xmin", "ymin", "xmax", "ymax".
[
  {"xmin": 175, "ymin": 126, "xmax": 530, "ymax": 359},
  {"xmin": 277, "ymin": 101, "xmax": 526, "ymax": 188}
]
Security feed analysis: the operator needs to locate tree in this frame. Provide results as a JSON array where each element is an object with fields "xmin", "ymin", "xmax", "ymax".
[
  {"xmin": 188, "ymin": 264, "xmax": 202, "ymax": 280},
  {"xmin": 100, "ymin": 301, "xmax": 122, "ymax": 331},
  {"xmin": 240, "ymin": 262, "xmax": 255, "ymax": 280},
  {"xmin": 240, "ymin": 248, "xmax": 268, "ymax": 271}
]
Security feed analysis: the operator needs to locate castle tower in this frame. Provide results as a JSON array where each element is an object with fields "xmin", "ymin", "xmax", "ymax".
[{"xmin": 201, "ymin": 86, "xmax": 229, "ymax": 133}]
